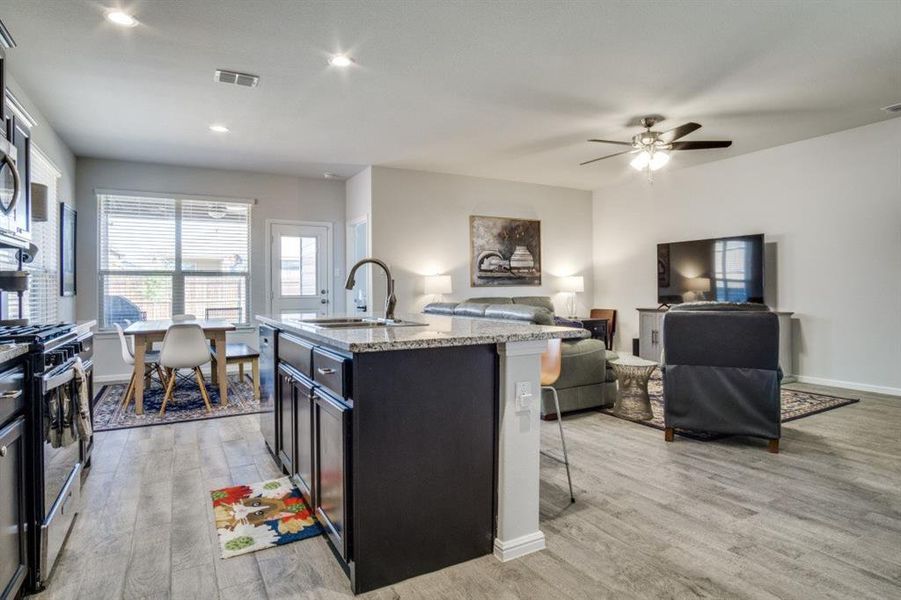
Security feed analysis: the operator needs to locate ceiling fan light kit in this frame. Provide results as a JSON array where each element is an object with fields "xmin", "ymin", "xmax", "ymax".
[{"xmin": 581, "ymin": 117, "xmax": 732, "ymax": 180}]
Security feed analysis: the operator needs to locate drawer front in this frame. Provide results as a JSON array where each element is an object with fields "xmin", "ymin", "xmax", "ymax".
[
  {"xmin": 312, "ymin": 348, "xmax": 351, "ymax": 399},
  {"xmin": 279, "ymin": 333, "xmax": 313, "ymax": 378}
]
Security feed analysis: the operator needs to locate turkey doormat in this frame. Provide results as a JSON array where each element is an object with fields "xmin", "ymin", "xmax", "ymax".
[{"xmin": 211, "ymin": 477, "xmax": 323, "ymax": 558}]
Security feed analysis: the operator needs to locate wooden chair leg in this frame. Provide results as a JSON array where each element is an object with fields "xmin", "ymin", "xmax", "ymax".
[
  {"xmin": 194, "ymin": 367, "xmax": 213, "ymax": 413},
  {"xmin": 768, "ymin": 439, "xmax": 780, "ymax": 454},
  {"xmin": 121, "ymin": 373, "xmax": 136, "ymax": 409},
  {"xmin": 159, "ymin": 370, "xmax": 177, "ymax": 416},
  {"xmin": 664, "ymin": 427, "xmax": 674, "ymax": 442},
  {"xmin": 238, "ymin": 362, "xmax": 245, "ymax": 381},
  {"xmin": 155, "ymin": 364, "xmax": 168, "ymax": 388},
  {"xmin": 251, "ymin": 357, "xmax": 260, "ymax": 399}
]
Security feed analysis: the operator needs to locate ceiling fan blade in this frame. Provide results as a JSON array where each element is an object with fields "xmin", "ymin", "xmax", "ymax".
[
  {"xmin": 669, "ymin": 140, "xmax": 732, "ymax": 150},
  {"xmin": 579, "ymin": 150, "xmax": 633, "ymax": 166},
  {"xmin": 659, "ymin": 122, "xmax": 701, "ymax": 143},
  {"xmin": 587, "ymin": 139, "xmax": 632, "ymax": 146}
]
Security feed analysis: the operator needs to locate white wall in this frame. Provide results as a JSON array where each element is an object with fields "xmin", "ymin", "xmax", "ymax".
[
  {"xmin": 75, "ymin": 158, "xmax": 346, "ymax": 380},
  {"xmin": 370, "ymin": 166, "xmax": 595, "ymax": 315},
  {"xmin": 593, "ymin": 117, "xmax": 901, "ymax": 394},
  {"xmin": 4, "ymin": 75, "xmax": 77, "ymax": 321}
]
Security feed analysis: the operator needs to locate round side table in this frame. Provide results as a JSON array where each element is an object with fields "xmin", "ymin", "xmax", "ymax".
[{"xmin": 610, "ymin": 356, "xmax": 658, "ymax": 421}]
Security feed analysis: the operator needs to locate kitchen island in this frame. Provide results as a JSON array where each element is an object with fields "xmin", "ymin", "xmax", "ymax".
[{"xmin": 256, "ymin": 312, "xmax": 586, "ymax": 593}]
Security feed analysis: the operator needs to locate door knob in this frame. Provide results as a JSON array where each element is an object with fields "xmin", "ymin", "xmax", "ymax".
[
  {"xmin": 320, "ymin": 289, "xmax": 328, "ymax": 294},
  {"xmin": 321, "ymin": 299, "xmax": 329, "ymax": 304},
  {"xmin": 0, "ymin": 445, "xmax": 7, "ymax": 457}
]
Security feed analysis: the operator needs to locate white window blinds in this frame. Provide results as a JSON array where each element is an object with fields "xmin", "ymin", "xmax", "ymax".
[
  {"xmin": 1, "ymin": 147, "xmax": 60, "ymax": 322},
  {"xmin": 97, "ymin": 192, "xmax": 251, "ymax": 328}
]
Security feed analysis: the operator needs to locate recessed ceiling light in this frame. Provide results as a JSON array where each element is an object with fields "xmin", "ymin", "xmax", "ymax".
[
  {"xmin": 106, "ymin": 10, "xmax": 138, "ymax": 27},
  {"xmin": 323, "ymin": 172, "xmax": 341, "ymax": 179},
  {"xmin": 328, "ymin": 54, "xmax": 354, "ymax": 68},
  {"xmin": 209, "ymin": 124, "xmax": 229, "ymax": 133}
]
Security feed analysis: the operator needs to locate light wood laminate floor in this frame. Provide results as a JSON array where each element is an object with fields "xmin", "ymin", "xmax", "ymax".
[{"xmin": 31, "ymin": 381, "xmax": 901, "ymax": 599}]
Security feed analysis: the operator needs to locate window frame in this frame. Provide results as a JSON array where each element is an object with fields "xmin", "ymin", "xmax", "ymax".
[{"xmin": 96, "ymin": 190, "xmax": 253, "ymax": 330}]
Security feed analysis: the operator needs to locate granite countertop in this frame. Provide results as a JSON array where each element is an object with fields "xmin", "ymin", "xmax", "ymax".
[
  {"xmin": 0, "ymin": 343, "xmax": 31, "ymax": 364},
  {"xmin": 256, "ymin": 312, "xmax": 587, "ymax": 353}
]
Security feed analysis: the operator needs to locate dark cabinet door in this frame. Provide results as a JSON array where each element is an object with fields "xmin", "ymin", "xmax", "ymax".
[
  {"xmin": 314, "ymin": 390, "xmax": 351, "ymax": 561},
  {"xmin": 293, "ymin": 377, "xmax": 314, "ymax": 504},
  {"xmin": 0, "ymin": 416, "xmax": 27, "ymax": 600},
  {"xmin": 277, "ymin": 366, "xmax": 295, "ymax": 475}
]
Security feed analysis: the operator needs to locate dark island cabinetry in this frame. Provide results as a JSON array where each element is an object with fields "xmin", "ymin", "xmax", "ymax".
[{"xmin": 267, "ymin": 328, "xmax": 497, "ymax": 594}]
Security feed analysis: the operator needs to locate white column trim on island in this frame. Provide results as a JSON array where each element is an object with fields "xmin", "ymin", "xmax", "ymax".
[{"xmin": 494, "ymin": 338, "xmax": 549, "ymax": 562}]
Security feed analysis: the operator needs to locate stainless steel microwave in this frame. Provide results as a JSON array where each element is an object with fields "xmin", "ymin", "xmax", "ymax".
[{"xmin": 0, "ymin": 135, "xmax": 26, "ymax": 249}]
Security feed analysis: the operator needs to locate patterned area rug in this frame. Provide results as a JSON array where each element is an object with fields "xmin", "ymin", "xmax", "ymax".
[
  {"xmin": 93, "ymin": 374, "xmax": 263, "ymax": 431},
  {"xmin": 600, "ymin": 373, "xmax": 859, "ymax": 439},
  {"xmin": 211, "ymin": 477, "xmax": 323, "ymax": 558}
]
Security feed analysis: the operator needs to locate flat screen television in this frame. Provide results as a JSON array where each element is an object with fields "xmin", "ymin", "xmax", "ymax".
[{"xmin": 657, "ymin": 234, "xmax": 764, "ymax": 305}]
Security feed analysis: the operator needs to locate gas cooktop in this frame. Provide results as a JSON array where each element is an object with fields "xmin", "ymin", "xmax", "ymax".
[{"xmin": 0, "ymin": 322, "xmax": 76, "ymax": 344}]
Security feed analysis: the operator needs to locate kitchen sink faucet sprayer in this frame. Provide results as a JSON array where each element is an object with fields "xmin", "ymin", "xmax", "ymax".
[{"xmin": 345, "ymin": 258, "xmax": 396, "ymax": 321}]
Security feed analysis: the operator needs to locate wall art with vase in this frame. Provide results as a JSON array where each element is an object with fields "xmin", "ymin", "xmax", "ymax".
[{"xmin": 469, "ymin": 215, "xmax": 541, "ymax": 287}]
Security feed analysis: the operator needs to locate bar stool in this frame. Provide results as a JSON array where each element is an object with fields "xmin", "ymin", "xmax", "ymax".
[{"xmin": 541, "ymin": 339, "xmax": 575, "ymax": 503}]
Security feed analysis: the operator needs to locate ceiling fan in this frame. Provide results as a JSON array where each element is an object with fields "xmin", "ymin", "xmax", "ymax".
[{"xmin": 580, "ymin": 117, "xmax": 732, "ymax": 175}]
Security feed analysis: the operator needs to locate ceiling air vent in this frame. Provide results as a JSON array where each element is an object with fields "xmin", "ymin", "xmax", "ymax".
[
  {"xmin": 214, "ymin": 69, "xmax": 259, "ymax": 88},
  {"xmin": 882, "ymin": 102, "xmax": 901, "ymax": 113}
]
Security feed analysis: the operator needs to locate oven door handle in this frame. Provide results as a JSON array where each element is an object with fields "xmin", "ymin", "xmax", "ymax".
[
  {"xmin": 0, "ymin": 152, "xmax": 20, "ymax": 216},
  {"xmin": 43, "ymin": 368, "xmax": 75, "ymax": 393}
]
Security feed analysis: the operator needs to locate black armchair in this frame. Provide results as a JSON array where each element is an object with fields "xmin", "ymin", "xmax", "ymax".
[{"xmin": 661, "ymin": 305, "xmax": 782, "ymax": 452}]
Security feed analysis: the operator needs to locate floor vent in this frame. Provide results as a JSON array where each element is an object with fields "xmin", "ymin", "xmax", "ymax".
[
  {"xmin": 214, "ymin": 69, "xmax": 260, "ymax": 88},
  {"xmin": 882, "ymin": 102, "xmax": 901, "ymax": 113}
]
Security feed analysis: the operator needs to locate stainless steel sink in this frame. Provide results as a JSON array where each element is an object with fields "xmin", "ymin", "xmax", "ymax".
[{"xmin": 304, "ymin": 317, "xmax": 426, "ymax": 329}]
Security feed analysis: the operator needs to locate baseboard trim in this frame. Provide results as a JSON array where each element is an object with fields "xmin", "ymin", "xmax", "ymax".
[
  {"xmin": 794, "ymin": 375, "xmax": 901, "ymax": 397},
  {"xmin": 493, "ymin": 531, "xmax": 546, "ymax": 562}
]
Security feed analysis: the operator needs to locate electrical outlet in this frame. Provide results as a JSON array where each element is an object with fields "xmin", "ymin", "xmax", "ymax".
[{"xmin": 516, "ymin": 381, "xmax": 533, "ymax": 411}]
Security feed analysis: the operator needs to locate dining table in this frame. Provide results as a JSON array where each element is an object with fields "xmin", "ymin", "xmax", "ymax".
[{"xmin": 123, "ymin": 319, "xmax": 236, "ymax": 415}]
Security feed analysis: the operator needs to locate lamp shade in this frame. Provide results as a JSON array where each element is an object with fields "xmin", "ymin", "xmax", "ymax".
[
  {"xmin": 31, "ymin": 182, "xmax": 49, "ymax": 222},
  {"xmin": 685, "ymin": 277, "xmax": 711, "ymax": 292},
  {"xmin": 559, "ymin": 276, "xmax": 584, "ymax": 293},
  {"xmin": 424, "ymin": 274, "xmax": 452, "ymax": 295}
]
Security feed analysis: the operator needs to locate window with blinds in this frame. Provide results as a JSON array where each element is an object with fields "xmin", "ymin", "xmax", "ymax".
[
  {"xmin": 97, "ymin": 192, "xmax": 251, "ymax": 328},
  {"xmin": 1, "ymin": 147, "xmax": 60, "ymax": 322}
]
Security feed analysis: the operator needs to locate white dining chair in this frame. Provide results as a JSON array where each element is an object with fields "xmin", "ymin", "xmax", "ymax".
[
  {"xmin": 115, "ymin": 323, "xmax": 167, "ymax": 410},
  {"xmin": 159, "ymin": 323, "xmax": 213, "ymax": 415}
]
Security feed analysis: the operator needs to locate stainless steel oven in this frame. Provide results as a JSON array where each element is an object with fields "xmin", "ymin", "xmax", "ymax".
[
  {"xmin": 0, "ymin": 322, "xmax": 94, "ymax": 593},
  {"xmin": 39, "ymin": 361, "xmax": 81, "ymax": 583}
]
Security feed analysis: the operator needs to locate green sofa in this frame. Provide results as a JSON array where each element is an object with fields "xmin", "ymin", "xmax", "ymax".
[{"xmin": 423, "ymin": 296, "xmax": 618, "ymax": 418}]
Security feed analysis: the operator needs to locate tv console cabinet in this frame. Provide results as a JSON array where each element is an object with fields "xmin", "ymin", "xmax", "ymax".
[{"xmin": 636, "ymin": 308, "xmax": 795, "ymax": 383}]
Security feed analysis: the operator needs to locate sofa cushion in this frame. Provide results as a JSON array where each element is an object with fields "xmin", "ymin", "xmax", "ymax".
[
  {"xmin": 554, "ymin": 338, "xmax": 607, "ymax": 389},
  {"xmin": 453, "ymin": 302, "xmax": 490, "ymax": 318},
  {"xmin": 483, "ymin": 304, "xmax": 554, "ymax": 325},
  {"xmin": 512, "ymin": 296, "xmax": 555, "ymax": 314},
  {"xmin": 467, "ymin": 297, "xmax": 514, "ymax": 305},
  {"xmin": 423, "ymin": 302, "xmax": 458, "ymax": 316}
]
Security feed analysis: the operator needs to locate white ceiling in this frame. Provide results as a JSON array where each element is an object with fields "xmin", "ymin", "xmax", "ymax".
[{"xmin": 1, "ymin": 1, "xmax": 899, "ymax": 190}]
